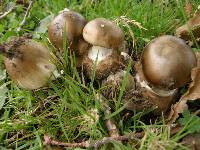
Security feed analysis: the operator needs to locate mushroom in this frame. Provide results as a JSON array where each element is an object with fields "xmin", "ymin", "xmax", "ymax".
[
  {"xmin": 133, "ymin": 35, "xmax": 197, "ymax": 112},
  {"xmin": 0, "ymin": 36, "xmax": 57, "ymax": 90},
  {"xmin": 82, "ymin": 18, "xmax": 125, "ymax": 80},
  {"xmin": 48, "ymin": 9, "xmax": 90, "ymax": 56}
]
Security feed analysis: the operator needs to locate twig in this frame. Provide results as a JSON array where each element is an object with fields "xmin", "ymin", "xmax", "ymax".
[
  {"xmin": 0, "ymin": 6, "xmax": 16, "ymax": 20},
  {"xmin": 44, "ymin": 132, "xmax": 144, "ymax": 149},
  {"xmin": 17, "ymin": 0, "xmax": 33, "ymax": 31},
  {"xmin": 90, "ymin": 133, "xmax": 143, "ymax": 149},
  {"xmin": 96, "ymin": 94, "xmax": 119, "ymax": 137},
  {"xmin": 44, "ymin": 135, "xmax": 89, "ymax": 148},
  {"xmin": 105, "ymin": 109, "xmax": 119, "ymax": 137}
]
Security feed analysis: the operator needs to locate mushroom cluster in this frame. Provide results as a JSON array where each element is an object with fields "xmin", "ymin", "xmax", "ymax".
[
  {"xmin": 48, "ymin": 11, "xmax": 127, "ymax": 80},
  {"xmin": 0, "ymin": 8, "xmax": 198, "ymax": 114}
]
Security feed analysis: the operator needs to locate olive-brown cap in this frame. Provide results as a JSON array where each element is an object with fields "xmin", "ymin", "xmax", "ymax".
[
  {"xmin": 83, "ymin": 18, "xmax": 124, "ymax": 49},
  {"xmin": 4, "ymin": 39, "xmax": 56, "ymax": 90},
  {"xmin": 142, "ymin": 35, "xmax": 197, "ymax": 90},
  {"xmin": 48, "ymin": 10, "xmax": 89, "ymax": 55}
]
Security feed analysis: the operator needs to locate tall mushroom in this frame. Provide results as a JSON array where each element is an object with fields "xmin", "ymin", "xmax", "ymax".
[
  {"xmin": 82, "ymin": 18, "xmax": 125, "ymax": 80},
  {"xmin": 48, "ymin": 9, "xmax": 90, "ymax": 56},
  {"xmin": 0, "ymin": 36, "xmax": 57, "ymax": 90},
  {"xmin": 132, "ymin": 35, "xmax": 197, "ymax": 112}
]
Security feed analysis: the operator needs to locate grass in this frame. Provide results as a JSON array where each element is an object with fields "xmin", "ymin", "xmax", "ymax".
[{"xmin": 0, "ymin": 0, "xmax": 200, "ymax": 149}]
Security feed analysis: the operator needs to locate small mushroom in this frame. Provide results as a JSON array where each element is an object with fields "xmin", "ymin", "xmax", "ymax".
[
  {"xmin": 48, "ymin": 9, "xmax": 90, "ymax": 56},
  {"xmin": 1, "ymin": 37, "xmax": 57, "ymax": 90},
  {"xmin": 134, "ymin": 35, "xmax": 197, "ymax": 112},
  {"xmin": 82, "ymin": 18, "xmax": 125, "ymax": 80}
]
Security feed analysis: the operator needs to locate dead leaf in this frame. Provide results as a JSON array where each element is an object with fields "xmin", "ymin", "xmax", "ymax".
[
  {"xmin": 176, "ymin": 10, "xmax": 200, "ymax": 41},
  {"xmin": 181, "ymin": 67, "xmax": 200, "ymax": 101},
  {"xmin": 168, "ymin": 67, "xmax": 200, "ymax": 123},
  {"xmin": 195, "ymin": 51, "xmax": 200, "ymax": 66},
  {"xmin": 168, "ymin": 100, "xmax": 188, "ymax": 124}
]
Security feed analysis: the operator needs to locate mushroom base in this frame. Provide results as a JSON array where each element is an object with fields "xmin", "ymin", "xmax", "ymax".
[
  {"xmin": 128, "ymin": 63, "xmax": 178, "ymax": 113},
  {"xmin": 101, "ymin": 70, "xmax": 135, "ymax": 100},
  {"xmin": 83, "ymin": 50, "xmax": 123, "ymax": 80}
]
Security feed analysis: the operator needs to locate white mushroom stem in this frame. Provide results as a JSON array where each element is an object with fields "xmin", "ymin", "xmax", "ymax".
[
  {"xmin": 88, "ymin": 46, "xmax": 113, "ymax": 65},
  {"xmin": 136, "ymin": 73, "xmax": 177, "ymax": 97}
]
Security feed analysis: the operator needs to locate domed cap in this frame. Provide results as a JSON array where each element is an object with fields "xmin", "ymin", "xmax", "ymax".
[
  {"xmin": 48, "ymin": 9, "xmax": 88, "ymax": 53},
  {"xmin": 4, "ymin": 39, "xmax": 56, "ymax": 90},
  {"xmin": 142, "ymin": 35, "xmax": 197, "ymax": 90},
  {"xmin": 83, "ymin": 18, "xmax": 124, "ymax": 49}
]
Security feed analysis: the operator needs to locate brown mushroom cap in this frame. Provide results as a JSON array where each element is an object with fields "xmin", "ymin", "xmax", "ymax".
[
  {"xmin": 142, "ymin": 35, "xmax": 197, "ymax": 90},
  {"xmin": 4, "ymin": 39, "xmax": 56, "ymax": 90},
  {"xmin": 83, "ymin": 18, "xmax": 124, "ymax": 49},
  {"xmin": 48, "ymin": 10, "xmax": 89, "ymax": 55}
]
